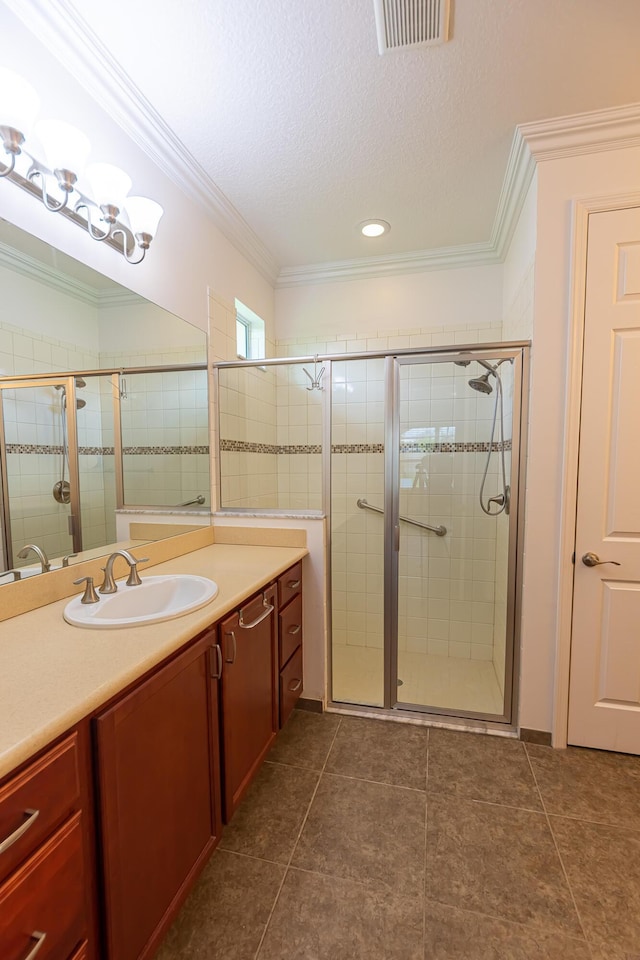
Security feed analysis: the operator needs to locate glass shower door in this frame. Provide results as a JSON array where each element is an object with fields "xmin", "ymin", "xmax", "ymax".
[
  {"xmin": 0, "ymin": 377, "xmax": 80, "ymax": 573},
  {"xmin": 330, "ymin": 357, "xmax": 386, "ymax": 707},
  {"xmin": 392, "ymin": 353, "xmax": 517, "ymax": 719}
]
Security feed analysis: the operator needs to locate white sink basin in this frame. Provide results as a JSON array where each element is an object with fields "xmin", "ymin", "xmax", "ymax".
[{"xmin": 64, "ymin": 574, "xmax": 218, "ymax": 629}]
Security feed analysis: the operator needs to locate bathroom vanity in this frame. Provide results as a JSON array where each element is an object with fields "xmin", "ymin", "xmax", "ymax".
[{"xmin": 0, "ymin": 541, "xmax": 306, "ymax": 960}]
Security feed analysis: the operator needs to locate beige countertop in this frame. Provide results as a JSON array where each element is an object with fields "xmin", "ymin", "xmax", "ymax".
[{"xmin": 0, "ymin": 542, "xmax": 307, "ymax": 780}]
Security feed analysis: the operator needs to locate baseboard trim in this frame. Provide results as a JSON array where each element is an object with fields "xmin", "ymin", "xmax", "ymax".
[
  {"xmin": 295, "ymin": 698, "xmax": 324, "ymax": 714},
  {"xmin": 520, "ymin": 728, "xmax": 552, "ymax": 746}
]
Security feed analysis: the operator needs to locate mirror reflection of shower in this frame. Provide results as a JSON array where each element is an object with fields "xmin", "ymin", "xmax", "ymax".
[
  {"xmin": 52, "ymin": 377, "xmax": 86, "ymax": 504},
  {"xmin": 458, "ymin": 358, "xmax": 511, "ymax": 516}
]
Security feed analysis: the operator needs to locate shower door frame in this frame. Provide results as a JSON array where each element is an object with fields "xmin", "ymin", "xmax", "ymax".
[
  {"xmin": 0, "ymin": 375, "xmax": 82, "ymax": 568},
  {"xmin": 327, "ymin": 341, "xmax": 530, "ymax": 729}
]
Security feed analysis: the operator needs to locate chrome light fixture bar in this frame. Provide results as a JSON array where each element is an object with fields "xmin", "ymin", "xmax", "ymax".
[{"xmin": 0, "ymin": 67, "xmax": 163, "ymax": 264}]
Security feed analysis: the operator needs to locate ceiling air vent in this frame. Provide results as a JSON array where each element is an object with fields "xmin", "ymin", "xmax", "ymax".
[{"xmin": 373, "ymin": 0, "xmax": 450, "ymax": 54}]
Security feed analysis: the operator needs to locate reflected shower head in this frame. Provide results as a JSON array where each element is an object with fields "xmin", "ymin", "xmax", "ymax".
[
  {"xmin": 76, "ymin": 397, "xmax": 87, "ymax": 409},
  {"xmin": 468, "ymin": 373, "xmax": 493, "ymax": 395}
]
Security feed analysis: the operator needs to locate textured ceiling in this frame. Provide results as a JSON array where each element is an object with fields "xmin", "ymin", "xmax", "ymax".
[{"xmin": 14, "ymin": 0, "xmax": 640, "ymax": 269}]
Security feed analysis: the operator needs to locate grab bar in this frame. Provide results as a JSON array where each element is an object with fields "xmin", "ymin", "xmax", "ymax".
[
  {"xmin": 356, "ymin": 498, "xmax": 447, "ymax": 537},
  {"xmin": 179, "ymin": 495, "xmax": 206, "ymax": 506}
]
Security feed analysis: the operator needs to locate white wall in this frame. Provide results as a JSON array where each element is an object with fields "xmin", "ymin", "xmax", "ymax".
[
  {"xmin": 518, "ymin": 143, "xmax": 640, "ymax": 734},
  {"xmin": 275, "ymin": 264, "xmax": 503, "ymax": 345}
]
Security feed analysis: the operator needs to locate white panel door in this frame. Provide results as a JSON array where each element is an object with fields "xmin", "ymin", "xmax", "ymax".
[{"xmin": 568, "ymin": 206, "xmax": 640, "ymax": 753}]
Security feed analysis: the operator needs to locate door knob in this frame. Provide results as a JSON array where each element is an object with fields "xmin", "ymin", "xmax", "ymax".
[{"xmin": 581, "ymin": 552, "xmax": 621, "ymax": 568}]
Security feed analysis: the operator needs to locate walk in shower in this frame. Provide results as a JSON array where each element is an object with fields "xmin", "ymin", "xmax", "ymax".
[{"xmin": 215, "ymin": 342, "xmax": 528, "ymax": 725}]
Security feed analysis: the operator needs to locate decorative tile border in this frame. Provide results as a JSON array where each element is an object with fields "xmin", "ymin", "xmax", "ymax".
[
  {"xmin": 220, "ymin": 439, "xmax": 322, "ymax": 455},
  {"xmin": 6, "ymin": 443, "xmax": 209, "ymax": 456},
  {"xmin": 221, "ymin": 439, "xmax": 512, "ymax": 455}
]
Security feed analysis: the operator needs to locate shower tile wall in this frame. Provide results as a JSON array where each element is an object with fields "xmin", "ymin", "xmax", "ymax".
[{"xmin": 218, "ymin": 365, "xmax": 278, "ymax": 508}]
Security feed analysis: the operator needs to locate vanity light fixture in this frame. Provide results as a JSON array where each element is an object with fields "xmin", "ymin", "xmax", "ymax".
[
  {"xmin": 359, "ymin": 219, "xmax": 390, "ymax": 238},
  {"xmin": 0, "ymin": 67, "xmax": 163, "ymax": 264}
]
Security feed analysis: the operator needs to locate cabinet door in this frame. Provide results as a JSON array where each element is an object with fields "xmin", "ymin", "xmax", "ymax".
[
  {"xmin": 220, "ymin": 585, "xmax": 277, "ymax": 821},
  {"xmin": 94, "ymin": 635, "xmax": 221, "ymax": 960}
]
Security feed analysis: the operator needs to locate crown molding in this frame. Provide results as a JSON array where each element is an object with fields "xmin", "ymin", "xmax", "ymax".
[
  {"xmin": 0, "ymin": 238, "xmax": 99, "ymax": 305},
  {"xmin": 276, "ymin": 241, "xmax": 501, "ymax": 288},
  {"xmin": 5, "ymin": 0, "xmax": 280, "ymax": 285},
  {"xmin": 0, "ymin": 238, "xmax": 144, "ymax": 307},
  {"xmin": 518, "ymin": 101, "xmax": 640, "ymax": 161}
]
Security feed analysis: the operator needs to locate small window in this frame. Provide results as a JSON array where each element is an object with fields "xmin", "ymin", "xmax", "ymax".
[{"xmin": 235, "ymin": 299, "xmax": 265, "ymax": 360}]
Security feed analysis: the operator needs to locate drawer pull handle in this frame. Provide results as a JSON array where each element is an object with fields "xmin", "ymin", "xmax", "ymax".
[
  {"xmin": 288, "ymin": 678, "xmax": 302, "ymax": 692},
  {"xmin": 224, "ymin": 631, "xmax": 237, "ymax": 664},
  {"xmin": 287, "ymin": 624, "xmax": 301, "ymax": 636},
  {"xmin": 287, "ymin": 579, "xmax": 301, "ymax": 589},
  {"xmin": 0, "ymin": 808, "xmax": 39, "ymax": 854},
  {"xmin": 22, "ymin": 931, "xmax": 46, "ymax": 960},
  {"xmin": 239, "ymin": 598, "xmax": 274, "ymax": 630},
  {"xmin": 210, "ymin": 643, "xmax": 223, "ymax": 679}
]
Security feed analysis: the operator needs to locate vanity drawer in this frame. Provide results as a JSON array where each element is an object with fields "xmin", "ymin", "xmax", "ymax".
[
  {"xmin": 279, "ymin": 593, "xmax": 302, "ymax": 668},
  {"xmin": 279, "ymin": 645, "xmax": 303, "ymax": 728},
  {"xmin": 277, "ymin": 562, "xmax": 302, "ymax": 609},
  {"xmin": 0, "ymin": 734, "xmax": 80, "ymax": 885},
  {"xmin": 0, "ymin": 812, "xmax": 86, "ymax": 960}
]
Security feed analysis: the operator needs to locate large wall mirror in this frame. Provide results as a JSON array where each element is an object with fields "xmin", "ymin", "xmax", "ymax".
[{"xmin": 0, "ymin": 218, "xmax": 210, "ymax": 583}]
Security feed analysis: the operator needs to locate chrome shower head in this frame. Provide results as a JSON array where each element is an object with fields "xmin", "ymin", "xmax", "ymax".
[
  {"xmin": 75, "ymin": 376, "xmax": 86, "ymax": 388},
  {"xmin": 468, "ymin": 373, "xmax": 493, "ymax": 395}
]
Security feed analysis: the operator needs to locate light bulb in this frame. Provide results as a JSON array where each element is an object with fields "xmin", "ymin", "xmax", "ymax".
[
  {"xmin": 124, "ymin": 196, "xmax": 164, "ymax": 238},
  {"xmin": 84, "ymin": 162, "xmax": 131, "ymax": 211},
  {"xmin": 359, "ymin": 219, "xmax": 390, "ymax": 238},
  {"xmin": 0, "ymin": 68, "xmax": 40, "ymax": 135},
  {"xmin": 36, "ymin": 119, "xmax": 91, "ymax": 176}
]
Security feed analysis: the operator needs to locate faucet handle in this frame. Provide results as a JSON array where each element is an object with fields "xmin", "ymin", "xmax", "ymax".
[
  {"xmin": 125, "ymin": 557, "xmax": 149, "ymax": 587},
  {"xmin": 73, "ymin": 576, "xmax": 100, "ymax": 604},
  {"xmin": 62, "ymin": 554, "xmax": 78, "ymax": 567}
]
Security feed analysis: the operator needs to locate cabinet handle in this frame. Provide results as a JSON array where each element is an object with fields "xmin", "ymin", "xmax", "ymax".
[
  {"xmin": 287, "ymin": 624, "xmax": 301, "ymax": 635},
  {"xmin": 239, "ymin": 597, "xmax": 274, "ymax": 629},
  {"xmin": 21, "ymin": 931, "xmax": 47, "ymax": 960},
  {"xmin": 288, "ymin": 678, "xmax": 302, "ymax": 692},
  {"xmin": 224, "ymin": 631, "xmax": 237, "ymax": 664},
  {"xmin": 287, "ymin": 579, "xmax": 301, "ymax": 589},
  {"xmin": 0, "ymin": 808, "xmax": 39, "ymax": 854},
  {"xmin": 210, "ymin": 643, "xmax": 223, "ymax": 679}
]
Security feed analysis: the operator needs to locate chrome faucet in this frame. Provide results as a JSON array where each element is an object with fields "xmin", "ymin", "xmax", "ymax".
[
  {"xmin": 17, "ymin": 544, "xmax": 51, "ymax": 573},
  {"xmin": 99, "ymin": 550, "xmax": 149, "ymax": 594}
]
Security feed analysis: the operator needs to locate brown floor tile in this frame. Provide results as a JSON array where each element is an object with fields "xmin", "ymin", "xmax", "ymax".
[
  {"xmin": 423, "ymin": 900, "xmax": 591, "ymax": 960},
  {"xmin": 292, "ymin": 773, "xmax": 426, "ymax": 897},
  {"xmin": 526, "ymin": 744, "xmax": 640, "ymax": 828},
  {"xmin": 154, "ymin": 849, "xmax": 284, "ymax": 960},
  {"xmin": 428, "ymin": 729, "xmax": 542, "ymax": 810},
  {"xmin": 325, "ymin": 716, "xmax": 429, "ymax": 790},
  {"xmin": 268, "ymin": 710, "xmax": 341, "ymax": 770},
  {"xmin": 426, "ymin": 794, "xmax": 582, "ymax": 937},
  {"xmin": 258, "ymin": 868, "xmax": 423, "ymax": 960},
  {"xmin": 550, "ymin": 816, "xmax": 640, "ymax": 953},
  {"xmin": 220, "ymin": 761, "xmax": 319, "ymax": 863}
]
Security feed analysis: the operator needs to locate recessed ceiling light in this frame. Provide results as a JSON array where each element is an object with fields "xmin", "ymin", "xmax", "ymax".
[{"xmin": 359, "ymin": 219, "xmax": 390, "ymax": 238}]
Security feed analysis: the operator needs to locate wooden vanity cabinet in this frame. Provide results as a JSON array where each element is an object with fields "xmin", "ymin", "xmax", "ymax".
[
  {"xmin": 218, "ymin": 584, "xmax": 278, "ymax": 822},
  {"xmin": 93, "ymin": 630, "xmax": 222, "ymax": 960},
  {"xmin": 0, "ymin": 729, "xmax": 95, "ymax": 960},
  {"xmin": 277, "ymin": 563, "xmax": 304, "ymax": 727}
]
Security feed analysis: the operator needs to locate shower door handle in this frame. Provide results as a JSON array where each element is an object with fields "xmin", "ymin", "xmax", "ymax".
[
  {"xmin": 394, "ymin": 524, "xmax": 400, "ymax": 552},
  {"xmin": 581, "ymin": 552, "xmax": 621, "ymax": 568}
]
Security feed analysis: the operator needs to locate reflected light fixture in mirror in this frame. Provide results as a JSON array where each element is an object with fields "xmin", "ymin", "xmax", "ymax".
[{"xmin": 0, "ymin": 67, "xmax": 163, "ymax": 264}]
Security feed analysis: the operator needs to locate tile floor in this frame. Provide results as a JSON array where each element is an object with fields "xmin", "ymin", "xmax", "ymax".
[
  {"xmin": 155, "ymin": 711, "xmax": 640, "ymax": 960},
  {"xmin": 332, "ymin": 644, "xmax": 504, "ymax": 714}
]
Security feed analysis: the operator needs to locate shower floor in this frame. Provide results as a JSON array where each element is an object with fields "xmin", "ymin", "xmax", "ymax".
[{"xmin": 332, "ymin": 644, "xmax": 504, "ymax": 716}]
